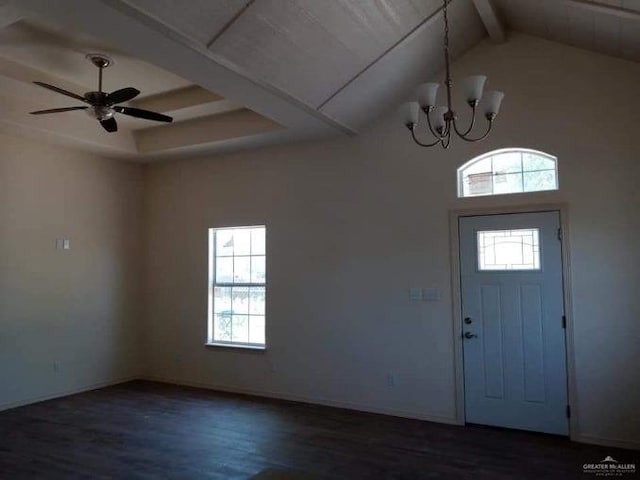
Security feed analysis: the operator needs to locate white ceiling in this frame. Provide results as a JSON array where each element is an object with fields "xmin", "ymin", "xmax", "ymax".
[
  {"xmin": 0, "ymin": 13, "xmax": 280, "ymax": 158},
  {"xmin": 1, "ymin": 0, "xmax": 638, "ymax": 160},
  {"xmin": 207, "ymin": 0, "xmax": 441, "ymax": 107},
  {"xmin": 0, "ymin": 20, "xmax": 191, "ymax": 95},
  {"xmin": 495, "ymin": 0, "xmax": 640, "ymax": 62},
  {"xmin": 123, "ymin": 0, "xmax": 253, "ymax": 46},
  {"xmin": 0, "ymin": 19, "xmax": 195, "ymax": 132}
]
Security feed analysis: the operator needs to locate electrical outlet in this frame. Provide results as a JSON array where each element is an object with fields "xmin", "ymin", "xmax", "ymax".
[{"xmin": 53, "ymin": 360, "xmax": 61, "ymax": 373}]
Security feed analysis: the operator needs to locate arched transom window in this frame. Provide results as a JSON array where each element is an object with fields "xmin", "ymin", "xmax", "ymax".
[{"xmin": 457, "ymin": 148, "xmax": 558, "ymax": 198}]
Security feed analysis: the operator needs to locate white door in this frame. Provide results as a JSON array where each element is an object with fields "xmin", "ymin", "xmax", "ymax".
[{"xmin": 460, "ymin": 211, "xmax": 569, "ymax": 435}]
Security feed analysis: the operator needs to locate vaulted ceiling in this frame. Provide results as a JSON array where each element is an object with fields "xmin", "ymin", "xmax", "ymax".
[
  {"xmin": 495, "ymin": 0, "xmax": 640, "ymax": 61},
  {"xmin": 0, "ymin": 0, "xmax": 638, "ymax": 160}
]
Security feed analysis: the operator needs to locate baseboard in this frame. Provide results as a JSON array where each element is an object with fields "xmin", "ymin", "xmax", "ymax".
[
  {"xmin": 574, "ymin": 434, "xmax": 640, "ymax": 451},
  {"xmin": 142, "ymin": 375, "xmax": 459, "ymax": 426},
  {"xmin": 0, "ymin": 375, "xmax": 139, "ymax": 412}
]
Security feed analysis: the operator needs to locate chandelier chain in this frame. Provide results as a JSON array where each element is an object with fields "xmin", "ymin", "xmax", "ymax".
[
  {"xmin": 401, "ymin": 0, "xmax": 503, "ymax": 148},
  {"xmin": 443, "ymin": 0, "xmax": 452, "ymax": 112}
]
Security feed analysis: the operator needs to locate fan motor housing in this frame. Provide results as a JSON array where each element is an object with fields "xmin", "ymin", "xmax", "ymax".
[
  {"xmin": 84, "ymin": 91, "xmax": 108, "ymax": 105},
  {"xmin": 83, "ymin": 91, "xmax": 115, "ymax": 120}
]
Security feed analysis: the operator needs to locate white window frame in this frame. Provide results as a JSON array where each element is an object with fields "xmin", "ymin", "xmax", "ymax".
[
  {"xmin": 457, "ymin": 148, "xmax": 558, "ymax": 198},
  {"xmin": 207, "ymin": 225, "xmax": 266, "ymax": 350}
]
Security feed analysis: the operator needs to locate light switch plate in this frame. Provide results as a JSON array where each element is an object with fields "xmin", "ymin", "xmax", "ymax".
[
  {"xmin": 423, "ymin": 287, "xmax": 441, "ymax": 301},
  {"xmin": 409, "ymin": 288, "xmax": 422, "ymax": 301},
  {"xmin": 55, "ymin": 238, "xmax": 71, "ymax": 251}
]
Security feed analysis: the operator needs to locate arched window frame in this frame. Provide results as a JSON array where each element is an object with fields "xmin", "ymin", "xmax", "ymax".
[{"xmin": 457, "ymin": 148, "xmax": 558, "ymax": 198}]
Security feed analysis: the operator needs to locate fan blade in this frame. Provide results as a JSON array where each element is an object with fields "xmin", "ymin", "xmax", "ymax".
[
  {"xmin": 114, "ymin": 106, "xmax": 172, "ymax": 123},
  {"xmin": 107, "ymin": 87, "xmax": 140, "ymax": 105},
  {"xmin": 100, "ymin": 117, "xmax": 118, "ymax": 133},
  {"xmin": 33, "ymin": 82, "xmax": 87, "ymax": 103},
  {"xmin": 30, "ymin": 106, "xmax": 88, "ymax": 115}
]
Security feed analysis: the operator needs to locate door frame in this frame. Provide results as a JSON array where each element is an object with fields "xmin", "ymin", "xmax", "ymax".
[{"xmin": 449, "ymin": 203, "xmax": 579, "ymax": 440}]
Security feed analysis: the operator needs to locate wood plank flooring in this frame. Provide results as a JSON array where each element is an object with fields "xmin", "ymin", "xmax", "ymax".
[{"xmin": 0, "ymin": 380, "xmax": 636, "ymax": 479}]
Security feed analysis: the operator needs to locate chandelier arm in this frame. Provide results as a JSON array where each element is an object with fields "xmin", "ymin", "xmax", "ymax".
[
  {"xmin": 452, "ymin": 105, "xmax": 477, "ymax": 138},
  {"xmin": 410, "ymin": 126, "xmax": 443, "ymax": 147},
  {"xmin": 444, "ymin": 117, "xmax": 453, "ymax": 137},
  {"xmin": 458, "ymin": 117, "xmax": 494, "ymax": 142},
  {"xmin": 441, "ymin": 132, "xmax": 451, "ymax": 149}
]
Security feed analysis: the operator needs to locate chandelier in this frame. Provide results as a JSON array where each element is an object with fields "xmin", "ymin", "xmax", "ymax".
[{"xmin": 401, "ymin": 0, "xmax": 504, "ymax": 149}]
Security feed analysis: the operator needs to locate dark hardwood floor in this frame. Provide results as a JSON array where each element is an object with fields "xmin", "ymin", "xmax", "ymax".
[{"xmin": 0, "ymin": 381, "xmax": 636, "ymax": 479}]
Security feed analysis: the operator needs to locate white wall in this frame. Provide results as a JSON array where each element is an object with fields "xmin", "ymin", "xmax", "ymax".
[
  {"xmin": 0, "ymin": 132, "xmax": 143, "ymax": 409},
  {"xmin": 142, "ymin": 34, "xmax": 640, "ymax": 449}
]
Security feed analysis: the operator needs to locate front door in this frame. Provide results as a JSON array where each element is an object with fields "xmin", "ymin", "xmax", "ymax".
[{"xmin": 460, "ymin": 211, "xmax": 569, "ymax": 435}]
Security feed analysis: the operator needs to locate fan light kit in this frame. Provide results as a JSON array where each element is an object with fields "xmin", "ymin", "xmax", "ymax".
[
  {"xmin": 30, "ymin": 53, "xmax": 173, "ymax": 133},
  {"xmin": 400, "ymin": 0, "xmax": 504, "ymax": 149}
]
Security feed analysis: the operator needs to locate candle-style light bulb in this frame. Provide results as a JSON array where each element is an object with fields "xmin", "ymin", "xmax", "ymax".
[
  {"xmin": 417, "ymin": 82, "xmax": 440, "ymax": 110},
  {"xmin": 400, "ymin": 102, "xmax": 420, "ymax": 128},
  {"xmin": 430, "ymin": 106, "xmax": 448, "ymax": 134},
  {"xmin": 461, "ymin": 75, "xmax": 487, "ymax": 106},
  {"xmin": 483, "ymin": 91, "xmax": 504, "ymax": 119}
]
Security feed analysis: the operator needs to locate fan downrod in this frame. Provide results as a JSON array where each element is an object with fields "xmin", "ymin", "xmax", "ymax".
[{"xmin": 85, "ymin": 53, "xmax": 113, "ymax": 69}]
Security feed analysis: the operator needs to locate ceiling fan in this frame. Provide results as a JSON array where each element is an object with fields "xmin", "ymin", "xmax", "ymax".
[{"xmin": 29, "ymin": 53, "xmax": 173, "ymax": 133}]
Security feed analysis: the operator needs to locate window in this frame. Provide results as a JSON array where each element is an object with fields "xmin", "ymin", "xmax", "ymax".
[
  {"xmin": 477, "ymin": 228, "xmax": 540, "ymax": 271},
  {"xmin": 458, "ymin": 149, "xmax": 558, "ymax": 198},
  {"xmin": 208, "ymin": 226, "xmax": 266, "ymax": 348}
]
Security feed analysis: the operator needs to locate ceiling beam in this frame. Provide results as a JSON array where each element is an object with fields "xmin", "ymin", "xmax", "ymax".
[
  {"xmin": 318, "ymin": 4, "xmax": 447, "ymax": 111},
  {"xmin": 134, "ymin": 108, "xmax": 284, "ymax": 154},
  {"xmin": 13, "ymin": 0, "xmax": 354, "ymax": 137},
  {"xmin": 0, "ymin": 3, "xmax": 22, "ymax": 30},
  {"xmin": 205, "ymin": 0, "xmax": 256, "ymax": 48},
  {"xmin": 563, "ymin": 0, "xmax": 640, "ymax": 21},
  {"xmin": 318, "ymin": 0, "xmax": 485, "ymax": 130},
  {"xmin": 472, "ymin": 0, "xmax": 507, "ymax": 43}
]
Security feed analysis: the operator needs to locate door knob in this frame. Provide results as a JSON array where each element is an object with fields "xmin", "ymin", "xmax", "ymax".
[{"xmin": 464, "ymin": 332, "xmax": 477, "ymax": 339}]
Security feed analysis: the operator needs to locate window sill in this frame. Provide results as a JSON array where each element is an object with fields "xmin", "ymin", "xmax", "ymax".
[{"xmin": 205, "ymin": 342, "xmax": 266, "ymax": 352}]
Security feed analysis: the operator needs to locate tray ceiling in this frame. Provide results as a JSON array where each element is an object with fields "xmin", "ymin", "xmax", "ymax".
[{"xmin": 1, "ymin": 0, "xmax": 637, "ymax": 160}]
